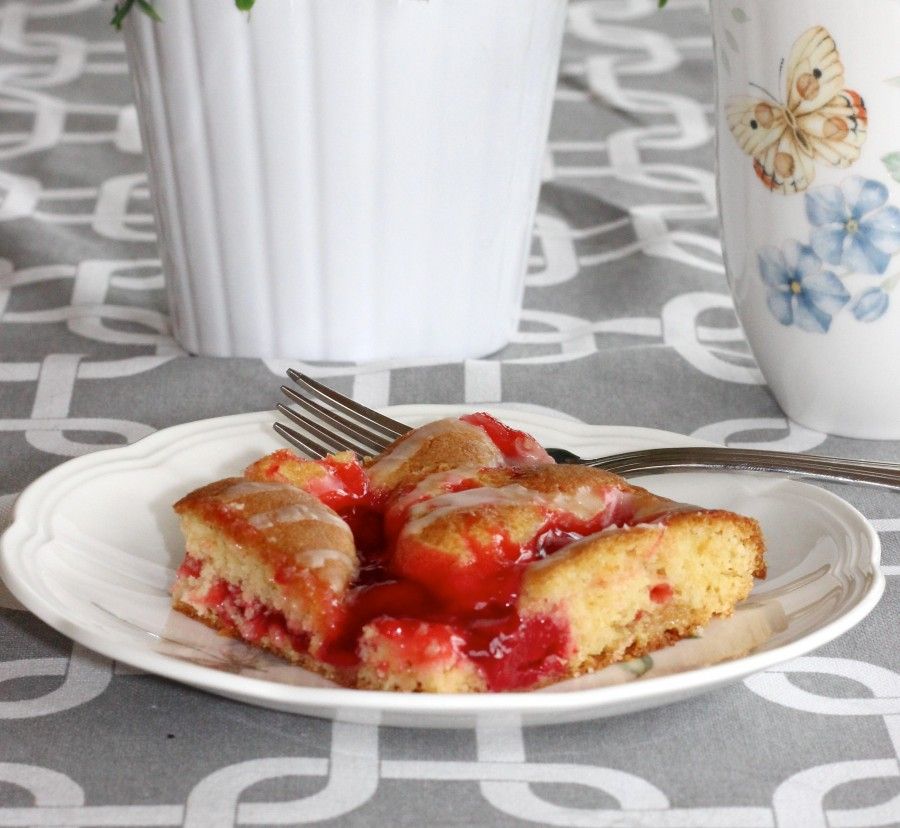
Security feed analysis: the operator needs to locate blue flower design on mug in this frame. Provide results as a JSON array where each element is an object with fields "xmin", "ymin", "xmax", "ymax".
[
  {"xmin": 757, "ymin": 175, "xmax": 900, "ymax": 330},
  {"xmin": 806, "ymin": 176, "xmax": 900, "ymax": 274},
  {"xmin": 758, "ymin": 241, "xmax": 850, "ymax": 333},
  {"xmin": 851, "ymin": 286, "xmax": 890, "ymax": 320}
]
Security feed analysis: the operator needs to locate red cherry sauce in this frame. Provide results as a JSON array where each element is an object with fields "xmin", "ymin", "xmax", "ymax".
[
  {"xmin": 256, "ymin": 449, "xmax": 387, "ymax": 559},
  {"xmin": 228, "ymin": 418, "xmax": 639, "ymax": 690},
  {"xmin": 460, "ymin": 412, "xmax": 553, "ymax": 465},
  {"xmin": 316, "ymin": 492, "xmax": 624, "ymax": 690},
  {"xmin": 187, "ymin": 558, "xmax": 311, "ymax": 654},
  {"xmin": 259, "ymin": 449, "xmax": 370, "ymax": 513}
]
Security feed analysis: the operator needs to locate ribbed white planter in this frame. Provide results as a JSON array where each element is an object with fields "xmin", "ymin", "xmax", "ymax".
[{"xmin": 123, "ymin": 0, "xmax": 567, "ymax": 361}]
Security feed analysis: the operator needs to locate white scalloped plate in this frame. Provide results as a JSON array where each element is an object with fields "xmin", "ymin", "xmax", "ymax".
[{"xmin": 0, "ymin": 406, "xmax": 884, "ymax": 728}]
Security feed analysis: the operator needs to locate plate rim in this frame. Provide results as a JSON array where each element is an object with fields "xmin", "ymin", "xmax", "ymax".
[{"xmin": 0, "ymin": 406, "xmax": 886, "ymax": 723}]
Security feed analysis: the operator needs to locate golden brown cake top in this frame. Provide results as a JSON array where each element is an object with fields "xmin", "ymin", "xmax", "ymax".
[
  {"xmin": 365, "ymin": 413, "xmax": 554, "ymax": 491},
  {"xmin": 174, "ymin": 477, "xmax": 358, "ymax": 590},
  {"xmin": 365, "ymin": 417, "xmax": 506, "ymax": 490}
]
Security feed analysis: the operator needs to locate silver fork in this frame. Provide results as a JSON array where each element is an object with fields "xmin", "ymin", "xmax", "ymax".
[{"xmin": 275, "ymin": 370, "xmax": 900, "ymax": 491}]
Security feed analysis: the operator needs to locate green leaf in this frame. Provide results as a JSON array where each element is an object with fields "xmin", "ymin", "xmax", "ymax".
[
  {"xmin": 725, "ymin": 28, "xmax": 739, "ymax": 53},
  {"xmin": 658, "ymin": 0, "xmax": 668, "ymax": 7},
  {"xmin": 111, "ymin": 0, "xmax": 253, "ymax": 28},
  {"xmin": 731, "ymin": 7, "xmax": 750, "ymax": 23},
  {"xmin": 882, "ymin": 270, "xmax": 900, "ymax": 292},
  {"xmin": 136, "ymin": 0, "xmax": 162, "ymax": 23},
  {"xmin": 719, "ymin": 46, "xmax": 731, "ymax": 75},
  {"xmin": 622, "ymin": 655, "xmax": 653, "ymax": 677},
  {"xmin": 883, "ymin": 152, "xmax": 900, "ymax": 183},
  {"xmin": 110, "ymin": 0, "xmax": 135, "ymax": 30}
]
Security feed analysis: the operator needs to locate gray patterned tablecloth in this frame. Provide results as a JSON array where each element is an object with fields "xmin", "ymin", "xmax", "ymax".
[{"xmin": 2, "ymin": 1, "xmax": 899, "ymax": 825}]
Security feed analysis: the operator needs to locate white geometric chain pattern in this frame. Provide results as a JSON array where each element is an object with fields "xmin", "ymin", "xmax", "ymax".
[
  {"xmin": 1, "ymin": 0, "xmax": 769, "ymax": 455},
  {"xmin": 0, "ymin": 712, "xmax": 897, "ymax": 825}
]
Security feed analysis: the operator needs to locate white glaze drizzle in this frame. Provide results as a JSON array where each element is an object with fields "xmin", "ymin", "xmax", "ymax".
[
  {"xmin": 543, "ymin": 484, "xmax": 610, "ymax": 521},
  {"xmin": 367, "ymin": 418, "xmax": 500, "ymax": 486},
  {"xmin": 221, "ymin": 480, "xmax": 287, "ymax": 499},
  {"xmin": 248, "ymin": 503, "xmax": 350, "ymax": 532},
  {"xmin": 403, "ymin": 484, "xmax": 546, "ymax": 535},
  {"xmin": 289, "ymin": 547, "xmax": 358, "ymax": 589},
  {"xmin": 387, "ymin": 467, "xmax": 484, "ymax": 515},
  {"xmin": 293, "ymin": 547, "xmax": 355, "ymax": 570}
]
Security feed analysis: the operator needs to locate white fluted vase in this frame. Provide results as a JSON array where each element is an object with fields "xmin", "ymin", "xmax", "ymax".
[{"xmin": 123, "ymin": 0, "xmax": 567, "ymax": 361}]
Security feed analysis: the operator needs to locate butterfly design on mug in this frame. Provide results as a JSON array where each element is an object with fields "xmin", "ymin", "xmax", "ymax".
[{"xmin": 727, "ymin": 26, "xmax": 867, "ymax": 194}]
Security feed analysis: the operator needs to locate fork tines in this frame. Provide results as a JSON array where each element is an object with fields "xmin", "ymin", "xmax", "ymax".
[
  {"xmin": 273, "ymin": 419, "xmax": 331, "ymax": 459},
  {"xmin": 276, "ymin": 370, "xmax": 411, "ymax": 460}
]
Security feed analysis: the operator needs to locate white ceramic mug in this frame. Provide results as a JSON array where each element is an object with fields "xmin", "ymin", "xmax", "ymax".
[
  {"xmin": 712, "ymin": 1, "xmax": 900, "ymax": 439},
  {"xmin": 124, "ymin": 0, "xmax": 567, "ymax": 361}
]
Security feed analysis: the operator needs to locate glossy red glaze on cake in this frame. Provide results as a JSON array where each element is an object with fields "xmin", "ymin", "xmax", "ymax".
[
  {"xmin": 460, "ymin": 412, "xmax": 553, "ymax": 465},
  {"xmin": 314, "ymin": 510, "xmax": 580, "ymax": 688},
  {"xmin": 247, "ymin": 448, "xmax": 370, "ymax": 512},
  {"xmin": 172, "ymin": 413, "xmax": 766, "ymax": 692}
]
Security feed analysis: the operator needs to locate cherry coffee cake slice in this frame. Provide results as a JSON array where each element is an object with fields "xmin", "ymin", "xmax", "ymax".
[{"xmin": 172, "ymin": 413, "xmax": 765, "ymax": 692}]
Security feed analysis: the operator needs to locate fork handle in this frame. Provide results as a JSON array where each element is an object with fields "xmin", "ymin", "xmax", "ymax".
[{"xmin": 580, "ymin": 447, "xmax": 900, "ymax": 491}]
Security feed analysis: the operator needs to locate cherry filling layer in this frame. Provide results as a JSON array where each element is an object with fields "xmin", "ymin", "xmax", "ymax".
[
  {"xmin": 176, "ymin": 555, "xmax": 569, "ymax": 690},
  {"xmin": 317, "ymin": 558, "xmax": 572, "ymax": 690},
  {"xmin": 178, "ymin": 558, "xmax": 311, "ymax": 657}
]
